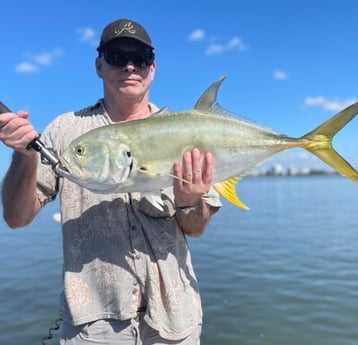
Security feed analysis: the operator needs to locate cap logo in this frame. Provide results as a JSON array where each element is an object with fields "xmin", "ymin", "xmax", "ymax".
[{"xmin": 114, "ymin": 21, "xmax": 136, "ymax": 36}]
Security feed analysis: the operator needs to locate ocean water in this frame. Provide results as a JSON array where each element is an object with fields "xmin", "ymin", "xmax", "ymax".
[{"xmin": 1, "ymin": 176, "xmax": 358, "ymax": 345}]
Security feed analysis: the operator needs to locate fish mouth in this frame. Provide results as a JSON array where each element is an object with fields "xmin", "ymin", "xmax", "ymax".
[
  {"xmin": 55, "ymin": 165, "xmax": 71, "ymax": 178},
  {"xmin": 55, "ymin": 157, "xmax": 72, "ymax": 178}
]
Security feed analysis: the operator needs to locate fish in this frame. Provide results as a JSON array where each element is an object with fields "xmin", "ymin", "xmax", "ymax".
[{"xmin": 59, "ymin": 77, "xmax": 358, "ymax": 210}]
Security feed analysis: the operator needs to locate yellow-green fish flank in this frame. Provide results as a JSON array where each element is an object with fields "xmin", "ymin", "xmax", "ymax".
[{"xmin": 59, "ymin": 77, "xmax": 358, "ymax": 209}]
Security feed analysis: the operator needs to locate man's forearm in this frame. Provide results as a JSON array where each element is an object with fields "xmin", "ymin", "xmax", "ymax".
[
  {"xmin": 175, "ymin": 200, "xmax": 217, "ymax": 237},
  {"xmin": 2, "ymin": 151, "xmax": 41, "ymax": 228}
]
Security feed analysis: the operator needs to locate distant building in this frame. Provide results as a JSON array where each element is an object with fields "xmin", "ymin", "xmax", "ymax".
[
  {"xmin": 287, "ymin": 166, "xmax": 297, "ymax": 176},
  {"xmin": 249, "ymin": 164, "xmax": 337, "ymax": 177},
  {"xmin": 267, "ymin": 163, "xmax": 285, "ymax": 176}
]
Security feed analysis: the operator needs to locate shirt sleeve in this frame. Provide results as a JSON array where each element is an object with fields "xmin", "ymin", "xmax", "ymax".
[
  {"xmin": 35, "ymin": 118, "xmax": 63, "ymax": 207},
  {"xmin": 138, "ymin": 186, "xmax": 222, "ymax": 218}
]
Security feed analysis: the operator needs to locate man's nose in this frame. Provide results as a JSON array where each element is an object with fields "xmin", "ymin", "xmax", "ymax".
[{"xmin": 123, "ymin": 62, "xmax": 137, "ymax": 72}]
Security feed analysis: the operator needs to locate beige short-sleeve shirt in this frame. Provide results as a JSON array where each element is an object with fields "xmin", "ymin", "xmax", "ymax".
[{"xmin": 36, "ymin": 100, "xmax": 221, "ymax": 340}]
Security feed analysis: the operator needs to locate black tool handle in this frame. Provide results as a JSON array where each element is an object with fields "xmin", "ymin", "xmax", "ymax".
[
  {"xmin": 0, "ymin": 101, "xmax": 11, "ymax": 113},
  {"xmin": 0, "ymin": 101, "xmax": 59, "ymax": 166}
]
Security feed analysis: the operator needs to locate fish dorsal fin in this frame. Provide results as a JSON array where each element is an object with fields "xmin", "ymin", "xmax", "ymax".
[
  {"xmin": 152, "ymin": 106, "xmax": 171, "ymax": 116},
  {"xmin": 194, "ymin": 76, "xmax": 227, "ymax": 114},
  {"xmin": 214, "ymin": 177, "xmax": 249, "ymax": 210}
]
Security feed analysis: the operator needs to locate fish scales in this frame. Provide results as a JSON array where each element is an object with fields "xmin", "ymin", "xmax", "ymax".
[{"xmin": 59, "ymin": 77, "xmax": 358, "ymax": 209}]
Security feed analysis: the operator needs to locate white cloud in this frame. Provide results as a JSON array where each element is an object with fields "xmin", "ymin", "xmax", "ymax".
[
  {"xmin": 15, "ymin": 62, "xmax": 39, "ymax": 73},
  {"xmin": 304, "ymin": 96, "xmax": 357, "ymax": 112},
  {"xmin": 189, "ymin": 28, "xmax": 248, "ymax": 56},
  {"xmin": 188, "ymin": 29, "xmax": 206, "ymax": 41},
  {"xmin": 15, "ymin": 48, "xmax": 64, "ymax": 74},
  {"xmin": 205, "ymin": 37, "xmax": 248, "ymax": 56},
  {"xmin": 227, "ymin": 37, "xmax": 248, "ymax": 51},
  {"xmin": 77, "ymin": 27, "xmax": 97, "ymax": 45},
  {"xmin": 205, "ymin": 44, "xmax": 225, "ymax": 56},
  {"xmin": 273, "ymin": 69, "xmax": 289, "ymax": 80},
  {"xmin": 34, "ymin": 48, "xmax": 64, "ymax": 66}
]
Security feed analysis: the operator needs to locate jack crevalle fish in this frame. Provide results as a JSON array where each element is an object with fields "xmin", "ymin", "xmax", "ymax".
[{"xmin": 59, "ymin": 77, "xmax": 358, "ymax": 210}]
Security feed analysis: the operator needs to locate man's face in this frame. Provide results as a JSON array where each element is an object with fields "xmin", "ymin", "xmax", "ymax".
[{"xmin": 96, "ymin": 38, "xmax": 156, "ymax": 100}]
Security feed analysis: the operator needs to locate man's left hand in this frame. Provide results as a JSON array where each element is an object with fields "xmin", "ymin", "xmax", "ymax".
[{"xmin": 173, "ymin": 148, "xmax": 214, "ymax": 207}]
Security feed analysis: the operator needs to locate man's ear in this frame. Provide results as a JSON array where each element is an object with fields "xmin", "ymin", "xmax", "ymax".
[
  {"xmin": 95, "ymin": 57, "xmax": 103, "ymax": 78},
  {"xmin": 150, "ymin": 61, "xmax": 156, "ymax": 82}
]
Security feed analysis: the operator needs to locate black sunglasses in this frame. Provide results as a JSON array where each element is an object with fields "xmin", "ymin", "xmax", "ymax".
[{"xmin": 101, "ymin": 50, "xmax": 155, "ymax": 68}]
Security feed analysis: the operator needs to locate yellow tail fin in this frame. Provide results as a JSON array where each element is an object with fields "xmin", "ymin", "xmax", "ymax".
[{"xmin": 302, "ymin": 102, "xmax": 358, "ymax": 182}]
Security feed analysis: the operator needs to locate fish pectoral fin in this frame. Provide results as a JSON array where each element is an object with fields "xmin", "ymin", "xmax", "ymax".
[
  {"xmin": 138, "ymin": 166, "xmax": 178, "ymax": 183},
  {"xmin": 138, "ymin": 166, "xmax": 164, "ymax": 178},
  {"xmin": 214, "ymin": 177, "xmax": 249, "ymax": 210},
  {"xmin": 139, "ymin": 166, "xmax": 193, "ymax": 185}
]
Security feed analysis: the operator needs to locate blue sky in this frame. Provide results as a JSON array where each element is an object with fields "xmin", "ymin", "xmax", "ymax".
[{"xmin": 1, "ymin": 0, "xmax": 358, "ymax": 179}]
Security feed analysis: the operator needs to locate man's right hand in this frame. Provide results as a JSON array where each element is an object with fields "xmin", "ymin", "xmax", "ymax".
[{"xmin": 0, "ymin": 111, "xmax": 38, "ymax": 155}]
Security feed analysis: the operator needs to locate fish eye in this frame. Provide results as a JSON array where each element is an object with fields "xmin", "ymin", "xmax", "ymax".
[{"xmin": 75, "ymin": 145, "xmax": 85, "ymax": 156}]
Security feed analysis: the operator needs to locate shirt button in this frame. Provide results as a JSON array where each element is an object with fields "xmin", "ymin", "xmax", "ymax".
[
  {"xmin": 131, "ymin": 225, "xmax": 137, "ymax": 231},
  {"xmin": 132, "ymin": 288, "xmax": 139, "ymax": 295}
]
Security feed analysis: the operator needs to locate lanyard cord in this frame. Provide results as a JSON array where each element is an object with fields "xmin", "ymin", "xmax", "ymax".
[{"xmin": 40, "ymin": 317, "xmax": 63, "ymax": 345}]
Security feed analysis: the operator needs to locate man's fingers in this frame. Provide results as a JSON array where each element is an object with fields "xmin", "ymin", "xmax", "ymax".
[{"xmin": 202, "ymin": 152, "xmax": 214, "ymax": 185}]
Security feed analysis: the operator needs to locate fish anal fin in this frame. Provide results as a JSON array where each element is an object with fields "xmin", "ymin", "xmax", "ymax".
[
  {"xmin": 214, "ymin": 177, "xmax": 249, "ymax": 210},
  {"xmin": 143, "ymin": 194, "xmax": 165, "ymax": 212}
]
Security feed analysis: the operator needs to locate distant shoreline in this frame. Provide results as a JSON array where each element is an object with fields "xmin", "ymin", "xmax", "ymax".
[{"xmin": 249, "ymin": 169, "xmax": 339, "ymax": 178}]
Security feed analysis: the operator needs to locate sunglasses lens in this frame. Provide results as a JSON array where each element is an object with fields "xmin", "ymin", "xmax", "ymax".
[
  {"xmin": 103, "ymin": 50, "xmax": 154, "ymax": 68},
  {"xmin": 109, "ymin": 52, "xmax": 128, "ymax": 66},
  {"xmin": 132, "ymin": 51, "xmax": 155, "ymax": 67}
]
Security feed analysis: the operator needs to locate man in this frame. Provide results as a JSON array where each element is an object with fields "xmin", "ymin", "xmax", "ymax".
[{"xmin": 0, "ymin": 18, "xmax": 221, "ymax": 344}]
